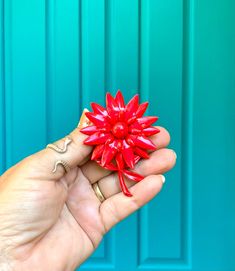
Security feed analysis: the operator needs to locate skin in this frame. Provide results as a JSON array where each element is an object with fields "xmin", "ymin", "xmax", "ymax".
[{"xmin": 0, "ymin": 116, "xmax": 176, "ymax": 271}]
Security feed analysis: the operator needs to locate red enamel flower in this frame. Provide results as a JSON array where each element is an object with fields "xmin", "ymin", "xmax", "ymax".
[{"xmin": 80, "ymin": 90, "xmax": 160, "ymax": 197}]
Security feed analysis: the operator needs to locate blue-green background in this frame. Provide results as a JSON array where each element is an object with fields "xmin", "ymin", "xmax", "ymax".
[{"xmin": 0, "ymin": 0, "xmax": 235, "ymax": 270}]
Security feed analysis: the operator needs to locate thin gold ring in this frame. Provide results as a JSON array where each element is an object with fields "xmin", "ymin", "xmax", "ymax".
[{"xmin": 92, "ymin": 182, "xmax": 105, "ymax": 203}]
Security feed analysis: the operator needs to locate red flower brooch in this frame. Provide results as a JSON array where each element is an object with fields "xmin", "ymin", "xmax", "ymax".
[{"xmin": 80, "ymin": 90, "xmax": 160, "ymax": 197}]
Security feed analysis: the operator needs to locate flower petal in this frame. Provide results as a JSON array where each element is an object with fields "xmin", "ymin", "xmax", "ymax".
[
  {"xmin": 84, "ymin": 132, "xmax": 111, "ymax": 145},
  {"xmin": 91, "ymin": 144, "xmax": 105, "ymax": 160},
  {"xmin": 118, "ymin": 171, "xmax": 132, "ymax": 197},
  {"xmin": 101, "ymin": 140, "xmax": 118, "ymax": 167},
  {"xmin": 122, "ymin": 140, "xmax": 135, "ymax": 169},
  {"xmin": 136, "ymin": 102, "xmax": 148, "ymax": 118},
  {"xmin": 127, "ymin": 115, "xmax": 137, "ymax": 125},
  {"xmin": 106, "ymin": 93, "xmax": 119, "ymax": 123},
  {"xmin": 80, "ymin": 125, "xmax": 99, "ymax": 135},
  {"xmin": 115, "ymin": 89, "xmax": 125, "ymax": 109},
  {"xmin": 128, "ymin": 121, "xmax": 142, "ymax": 134},
  {"xmin": 85, "ymin": 112, "xmax": 106, "ymax": 127},
  {"xmin": 134, "ymin": 146, "xmax": 150, "ymax": 159},
  {"xmin": 134, "ymin": 155, "xmax": 141, "ymax": 164},
  {"xmin": 131, "ymin": 135, "xmax": 157, "ymax": 150},
  {"xmin": 97, "ymin": 160, "xmax": 118, "ymax": 170},
  {"xmin": 105, "ymin": 162, "xmax": 118, "ymax": 170},
  {"xmin": 91, "ymin": 102, "xmax": 108, "ymax": 116},
  {"xmin": 122, "ymin": 169, "xmax": 144, "ymax": 182},
  {"xmin": 136, "ymin": 116, "xmax": 158, "ymax": 128},
  {"xmin": 115, "ymin": 152, "xmax": 125, "ymax": 170},
  {"xmin": 125, "ymin": 94, "xmax": 139, "ymax": 119},
  {"xmin": 106, "ymin": 93, "xmax": 119, "ymax": 112},
  {"xmin": 142, "ymin": 127, "xmax": 160, "ymax": 136}
]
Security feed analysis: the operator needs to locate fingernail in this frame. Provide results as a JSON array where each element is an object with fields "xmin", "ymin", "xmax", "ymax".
[
  {"xmin": 161, "ymin": 175, "xmax": 166, "ymax": 184},
  {"xmin": 77, "ymin": 108, "xmax": 91, "ymax": 129},
  {"xmin": 172, "ymin": 150, "xmax": 177, "ymax": 159}
]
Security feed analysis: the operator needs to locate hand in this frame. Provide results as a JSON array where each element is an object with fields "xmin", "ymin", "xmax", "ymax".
[{"xmin": 0, "ymin": 110, "xmax": 176, "ymax": 271}]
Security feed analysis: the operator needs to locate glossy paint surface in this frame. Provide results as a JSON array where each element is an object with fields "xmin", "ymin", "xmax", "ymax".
[{"xmin": 0, "ymin": 0, "xmax": 235, "ymax": 270}]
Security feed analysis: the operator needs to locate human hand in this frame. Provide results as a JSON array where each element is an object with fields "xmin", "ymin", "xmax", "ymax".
[{"xmin": 0, "ymin": 110, "xmax": 176, "ymax": 271}]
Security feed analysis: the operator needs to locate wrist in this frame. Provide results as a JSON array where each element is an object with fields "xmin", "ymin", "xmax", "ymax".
[
  {"xmin": 0, "ymin": 255, "xmax": 12, "ymax": 271},
  {"xmin": 0, "ymin": 246, "xmax": 13, "ymax": 271},
  {"xmin": 0, "ymin": 263, "xmax": 12, "ymax": 271}
]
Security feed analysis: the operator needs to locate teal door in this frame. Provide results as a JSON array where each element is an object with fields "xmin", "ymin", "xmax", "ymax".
[{"xmin": 1, "ymin": 0, "xmax": 235, "ymax": 270}]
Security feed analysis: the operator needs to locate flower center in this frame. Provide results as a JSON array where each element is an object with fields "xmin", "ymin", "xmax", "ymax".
[{"xmin": 112, "ymin": 122, "xmax": 128, "ymax": 139}]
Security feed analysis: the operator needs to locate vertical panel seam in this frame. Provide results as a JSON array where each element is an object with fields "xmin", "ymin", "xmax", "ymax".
[
  {"xmin": 1, "ymin": 0, "xmax": 6, "ymax": 173},
  {"xmin": 104, "ymin": 0, "xmax": 107, "ymax": 100},
  {"xmin": 138, "ymin": 0, "xmax": 151, "ymax": 265},
  {"xmin": 104, "ymin": 0, "xmax": 112, "ymax": 97},
  {"xmin": 45, "ymin": 0, "xmax": 55, "ymax": 143},
  {"xmin": 138, "ymin": 0, "xmax": 141, "ymax": 98},
  {"xmin": 137, "ymin": 0, "xmax": 142, "ymax": 266},
  {"xmin": 104, "ymin": 0, "xmax": 115, "ymax": 266},
  {"xmin": 45, "ymin": 0, "xmax": 50, "ymax": 143},
  {"xmin": 78, "ymin": 0, "xmax": 82, "ymax": 113},
  {"xmin": 4, "ymin": 0, "xmax": 12, "ymax": 168},
  {"xmin": 182, "ymin": 0, "xmax": 194, "ymax": 266}
]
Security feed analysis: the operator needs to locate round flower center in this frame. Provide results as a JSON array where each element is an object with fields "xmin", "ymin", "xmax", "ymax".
[{"xmin": 111, "ymin": 122, "xmax": 128, "ymax": 139}]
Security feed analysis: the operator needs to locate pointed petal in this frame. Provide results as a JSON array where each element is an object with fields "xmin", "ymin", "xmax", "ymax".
[
  {"xmin": 105, "ymin": 135, "xmax": 114, "ymax": 144},
  {"xmin": 122, "ymin": 140, "xmax": 135, "ymax": 169},
  {"xmin": 129, "ymin": 120, "xmax": 142, "ymax": 128},
  {"xmin": 101, "ymin": 141, "xmax": 118, "ymax": 167},
  {"xmin": 122, "ymin": 169, "xmax": 144, "ymax": 182},
  {"xmin": 101, "ymin": 144, "xmax": 112, "ymax": 166},
  {"xmin": 118, "ymin": 109, "xmax": 125, "ymax": 122},
  {"xmin": 132, "ymin": 135, "xmax": 157, "ymax": 150},
  {"xmin": 91, "ymin": 102, "xmax": 107, "ymax": 116},
  {"xmin": 106, "ymin": 92, "xmax": 119, "ymax": 112},
  {"xmin": 105, "ymin": 162, "xmax": 118, "ymax": 171},
  {"xmin": 91, "ymin": 144, "xmax": 105, "ymax": 160},
  {"xmin": 125, "ymin": 94, "xmax": 139, "ymax": 119},
  {"xmin": 126, "ymin": 134, "xmax": 135, "ymax": 147},
  {"xmin": 134, "ymin": 155, "xmax": 141, "ymax": 164},
  {"xmin": 127, "ymin": 116, "xmax": 137, "ymax": 125},
  {"xmin": 97, "ymin": 160, "xmax": 118, "ymax": 170},
  {"xmin": 127, "ymin": 100, "xmax": 148, "ymax": 125},
  {"xmin": 136, "ymin": 102, "xmax": 148, "ymax": 118},
  {"xmin": 142, "ymin": 127, "xmax": 160, "ymax": 136},
  {"xmin": 128, "ymin": 121, "xmax": 142, "ymax": 134},
  {"xmin": 80, "ymin": 125, "xmax": 99, "ymax": 135},
  {"xmin": 115, "ymin": 90, "xmax": 125, "ymax": 109},
  {"xmin": 137, "ymin": 116, "xmax": 158, "ymax": 128},
  {"xmin": 129, "ymin": 127, "xmax": 142, "ymax": 134},
  {"xmin": 115, "ymin": 152, "xmax": 124, "ymax": 170},
  {"xmin": 106, "ymin": 93, "xmax": 120, "ymax": 123},
  {"xmin": 99, "ymin": 125, "xmax": 111, "ymax": 133},
  {"xmin": 134, "ymin": 147, "xmax": 150, "ymax": 159},
  {"xmin": 84, "ymin": 132, "xmax": 111, "ymax": 145},
  {"xmin": 118, "ymin": 171, "xmax": 132, "ymax": 197},
  {"xmin": 85, "ymin": 112, "xmax": 106, "ymax": 127}
]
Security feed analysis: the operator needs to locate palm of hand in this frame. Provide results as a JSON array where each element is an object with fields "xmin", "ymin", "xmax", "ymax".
[
  {"xmin": 0, "ymin": 127, "xmax": 175, "ymax": 271},
  {"xmin": 0, "ymin": 165, "xmax": 109, "ymax": 271}
]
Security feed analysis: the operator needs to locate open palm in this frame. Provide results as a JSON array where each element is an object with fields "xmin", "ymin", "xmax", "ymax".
[{"xmin": 0, "ymin": 125, "xmax": 176, "ymax": 271}]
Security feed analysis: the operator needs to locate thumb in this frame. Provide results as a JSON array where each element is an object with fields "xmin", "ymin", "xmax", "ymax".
[{"xmin": 20, "ymin": 109, "xmax": 93, "ymax": 181}]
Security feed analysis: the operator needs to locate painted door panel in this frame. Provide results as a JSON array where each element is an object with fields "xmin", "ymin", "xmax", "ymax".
[{"xmin": 0, "ymin": 0, "xmax": 234, "ymax": 270}]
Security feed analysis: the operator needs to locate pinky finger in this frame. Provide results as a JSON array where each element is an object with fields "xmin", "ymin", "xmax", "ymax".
[{"xmin": 100, "ymin": 174, "xmax": 165, "ymax": 232}]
